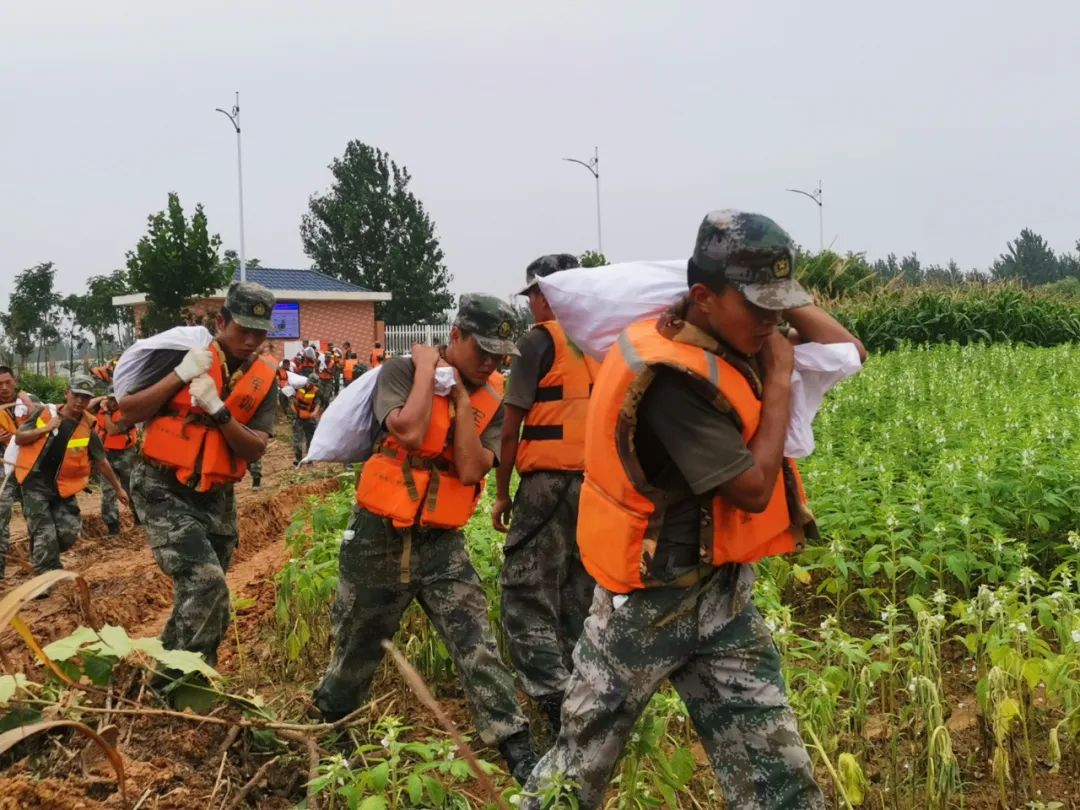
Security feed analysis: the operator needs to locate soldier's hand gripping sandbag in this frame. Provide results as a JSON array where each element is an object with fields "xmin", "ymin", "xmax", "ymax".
[{"xmin": 174, "ymin": 347, "xmax": 214, "ymax": 384}]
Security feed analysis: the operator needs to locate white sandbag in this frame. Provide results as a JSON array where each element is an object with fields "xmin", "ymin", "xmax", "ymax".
[
  {"xmin": 537, "ymin": 260, "xmax": 861, "ymax": 457},
  {"xmin": 303, "ymin": 366, "xmax": 459, "ymax": 464},
  {"xmin": 286, "ymin": 370, "xmax": 308, "ymax": 389},
  {"xmin": 303, "ymin": 366, "xmax": 382, "ymax": 464},
  {"xmin": 786, "ymin": 343, "xmax": 863, "ymax": 457},
  {"xmin": 113, "ymin": 326, "xmax": 213, "ymax": 399},
  {"xmin": 538, "ymin": 261, "xmax": 686, "ymax": 361}
]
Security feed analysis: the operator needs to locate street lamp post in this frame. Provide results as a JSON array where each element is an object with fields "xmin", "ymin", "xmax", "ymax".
[
  {"xmin": 216, "ymin": 91, "xmax": 247, "ymax": 283},
  {"xmin": 785, "ymin": 180, "xmax": 823, "ymax": 252},
  {"xmin": 563, "ymin": 146, "xmax": 602, "ymax": 256}
]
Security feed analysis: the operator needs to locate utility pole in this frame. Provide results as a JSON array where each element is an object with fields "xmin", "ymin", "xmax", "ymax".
[
  {"xmin": 216, "ymin": 92, "xmax": 247, "ymax": 282},
  {"xmin": 563, "ymin": 146, "xmax": 602, "ymax": 256},
  {"xmin": 786, "ymin": 180, "xmax": 823, "ymax": 251}
]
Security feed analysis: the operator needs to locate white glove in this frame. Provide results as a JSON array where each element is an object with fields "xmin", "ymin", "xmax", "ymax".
[
  {"xmin": 189, "ymin": 373, "xmax": 225, "ymax": 415},
  {"xmin": 174, "ymin": 347, "xmax": 214, "ymax": 383}
]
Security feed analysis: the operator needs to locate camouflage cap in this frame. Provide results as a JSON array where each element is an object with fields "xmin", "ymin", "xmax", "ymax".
[
  {"xmin": 306, "ymin": 374, "xmax": 319, "ymax": 386},
  {"xmin": 454, "ymin": 293, "xmax": 521, "ymax": 357},
  {"xmin": 225, "ymin": 282, "xmax": 275, "ymax": 331},
  {"xmin": 69, "ymin": 373, "xmax": 96, "ymax": 397},
  {"xmin": 516, "ymin": 253, "xmax": 581, "ymax": 296},
  {"xmin": 691, "ymin": 210, "xmax": 811, "ymax": 310}
]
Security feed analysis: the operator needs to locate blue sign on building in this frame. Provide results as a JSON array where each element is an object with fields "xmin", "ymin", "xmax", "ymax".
[{"xmin": 268, "ymin": 302, "xmax": 300, "ymax": 338}]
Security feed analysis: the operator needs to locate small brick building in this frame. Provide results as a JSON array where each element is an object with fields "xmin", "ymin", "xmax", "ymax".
[{"xmin": 113, "ymin": 267, "xmax": 391, "ymax": 358}]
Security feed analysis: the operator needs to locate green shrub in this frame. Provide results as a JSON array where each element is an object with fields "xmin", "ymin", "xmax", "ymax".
[
  {"xmin": 829, "ymin": 283, "xmax": 1080, "ymax": 352},
  {"xmin": 16, "ymin": 372, "xmax": 70, "ymax": 404}
]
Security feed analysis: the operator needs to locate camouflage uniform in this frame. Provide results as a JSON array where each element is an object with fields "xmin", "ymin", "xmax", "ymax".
[
  {"xmin": 128, "ymin": 282, "xmax": 277, "ymax": 666},
  {"xmin": 21, "ymin": 476, "xmax": 83, "ymax": 573},
  {"xmin": 291, "ymin": 415, "xmax": 317, "ymax": 463},
  {"xmin": 523, "ymin": 566, "xmax": 823, "ymax": 809},
  {"xmin": 0, "ymin": 476, "xmax": 21, "ymax": 579},
  {"xmin": 501, "ymin": 476, "xmax": 593, "ymax": 706},
  {"xmin": 99, "ymin": 445, "xmax": 136, "ymax": 527},
  {"xmin": 248, "ymin": 458, "xmax": 262, "ymax": 488},
  {"xmin": 316, "ymin": 294, "xmax": 536, "ymax": 778},
  {"xmin": 314, "ymin": 507, "xmax": 529, "ymax": 745},
  {"xmin": 132, "ymin": 459, "xmax": 237, "ymax": 665}
]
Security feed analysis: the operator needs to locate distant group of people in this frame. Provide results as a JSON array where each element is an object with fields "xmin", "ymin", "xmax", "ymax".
[
  {"xmin": 0, "ymin": 207, "xmax": 869, "ymax": 808},
  {"xmin": 275, "ymin": 338, "xmax": 386, "ymax": 464}
]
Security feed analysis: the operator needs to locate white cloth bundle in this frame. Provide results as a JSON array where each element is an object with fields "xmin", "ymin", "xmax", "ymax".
[
  {"xmin": 112, "ymin": 326, "xmax": 213, "ymax": 400},
  {"xmin": 538, "ymin": 261, "xmax": 862, "ymax": 458},
  {"xmin": 303, "ymin": 366, "xmax": 458, "ymax": 464}
]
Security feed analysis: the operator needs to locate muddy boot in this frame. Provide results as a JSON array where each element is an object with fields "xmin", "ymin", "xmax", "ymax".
[
  {"xmin": 537, "ymin": 693, "xmax": 563, "ymax": 737},
  {"xmin": 106, "ymin": 520, "xmax": 121, "ymax": 535},
  {"xmin": 251, "ymin": 476, "xmax": 261, "ymax": 491},
  {"xmin": 498, "ymin": 729, "xmax": 538, "ymax": 785}
]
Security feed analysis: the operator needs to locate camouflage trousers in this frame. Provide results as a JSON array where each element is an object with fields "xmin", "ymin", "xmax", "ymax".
[
  {"xmin": 99, "ymin": 446, "xmax": 135, "ymax": 527},
  {"xmin": 248, "ymin": 459, "xmax": 262, "ymax": 485},
  {"xmin": 131, "ymin": 459, "xmax": 238, "ymax": 666},
  {"xmin": 292, "ymin": 417, "xmax": 317, "ymax": 463},
  {"xmin": 501, "ymin": 471, "xmax": 594, "ymax": 701},
  {"xmin": 318, "ymin": 380, "xmax": 335, "ymax": 406},
  {"xmin": 0, "ymin": 475, "xmax": 23, "ymax": 578},
  {"xmin": 21, "ymin": 476, "xmax": 83, "ymax": 573},
  {"xmin": 523, "ymin": 564, "xmax": 823, "ymax": 810},
  {"xmin": 314, "ymin": 507, "xmax": 529, "ymax": 746}
]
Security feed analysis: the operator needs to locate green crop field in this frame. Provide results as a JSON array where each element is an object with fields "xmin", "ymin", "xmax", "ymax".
[{"xmin": 266, "ymin": 343, "xmax": 1080, "ymax": 808}]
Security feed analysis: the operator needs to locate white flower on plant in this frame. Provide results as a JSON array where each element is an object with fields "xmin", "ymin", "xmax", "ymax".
[
  {"xmin": 380, "ymin": 737, "xmax": 391, "ymax": 749},
  {"xmin": 1071, "ymin": 629, "xmax": 1080, "ymax": 644},
  {"xmin": 1012, "ymin": 622, "xmax": 1029, "ymax": 634},
  {"xmin": 509, "ymin": 794, "xmax": 522, "ymax": 806},
  {"xmin": 911, "ymin": 502, "xmax": 923, "ymax": 514},
  {"xmin": 932, "ymin": 589, "xmax": 948, "ymax": 608},
  {"xmin": 1068, "ymin": 531, "xmax": 1080, "ymax": 552},
  {"xmin": 885, "ymin": 514, "xmax": 899, "ymax": 530},
  {"xmin": 958, "ymin": 514, "xmax": 971, "ymax": 529},
  {"xmin": 1017, "ymin": 568, "xmax": 1038, "ymax": 588}
]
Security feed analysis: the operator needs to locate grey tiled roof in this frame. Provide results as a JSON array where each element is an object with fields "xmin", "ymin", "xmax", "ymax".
[{"xmin": 230, "ymin": 267, "xmax": 371, "ymax": 292}]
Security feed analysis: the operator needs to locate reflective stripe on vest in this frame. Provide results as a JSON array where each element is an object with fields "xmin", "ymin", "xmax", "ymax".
[
  {"xmin": 577, "ymin": 318, "xmax": 806, "ymax": 594},
  {"xmin": 140, "ymin": 344, "xmax": 277, "ymax": 492},
  {"xmin": 15, "ymin": 410, "xmax": 95, "ymax": 499},
  {"xmin": 516, "ymin": 321, "xmax": 599, "ymax": 473},
  {"xmin": 355, "ymin": 372, "xmax": 504, "ymax": 529}
]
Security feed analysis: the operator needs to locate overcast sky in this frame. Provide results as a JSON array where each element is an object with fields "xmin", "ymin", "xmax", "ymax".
[{"xmin": 3, "ymin": 1, "xmax": 1078, "ymax": 309}]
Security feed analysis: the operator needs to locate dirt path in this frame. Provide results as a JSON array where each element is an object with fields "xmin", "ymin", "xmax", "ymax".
[{"xmin": 0, "ymin": 435, "xmax": 340, "ymax": 674}]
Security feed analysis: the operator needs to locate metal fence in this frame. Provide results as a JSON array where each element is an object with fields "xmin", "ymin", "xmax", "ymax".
[{"xmin": 384, "ymin": 323, "xmax": 452, "ymax": 357}]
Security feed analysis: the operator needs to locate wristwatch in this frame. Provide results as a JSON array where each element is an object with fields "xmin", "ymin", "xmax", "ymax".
[{"xmin": 211, "ymin": 407, "xmax": 232, "ymax": 426}]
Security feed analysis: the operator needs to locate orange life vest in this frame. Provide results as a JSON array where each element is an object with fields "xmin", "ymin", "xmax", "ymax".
[
  {"xmin": 319, "ymin": 354, "xmax": 341, "ymax": 381},
  {"xmin": 140, "ymin": 344, "xmax": 277, "ymax": 492},
  {"xmin": 516, "ymin": 321, "xmax": 599, "ymax": 474},
  {"xmin": 355, "ymin": 371, "xmax": 503, "ymax": 530},
  {"xmin": 577, "ymin": 319, "xmax": 808, "ymax": 594},
  {"xmin": 292, "ymin": 386, "xmax": 319, "ymax": 420},
  {"xmin": 295, "ymin": 356, "xmax": 316, "ymax": 374},
  {"xmin": 90, "ymin": 364, "xmax": 113, "ymax": 383},
  {"xmin": 96, "ymin": 409, "xmax": 137, "ymax": 452},
  {"xmin": 277, "ymin": 367, "xmax": 290, "ymax": 388},
  {"xmin": 342, "ymin": 358, "xmax": 359, "ymax": 382},
  {"xmin": 15, "ymin": 410, "xmax": 95, "ymax": 499},
  {"xmin": 370, "ymin": 348, "xmax": 385, "ymax": 367}
]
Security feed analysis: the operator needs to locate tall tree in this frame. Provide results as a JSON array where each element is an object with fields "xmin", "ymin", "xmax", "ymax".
[
  {"xmin": 579, "ymin": 250, "xmax": 608, "ymax": 268},
  {"xmin": 991, "ymin": 229, "xmax": 1063, "ymax": 286},
  {"xmin": 125, "ymin": 192, "xmax": 227, "ymax": 334},
  {"xmin": 0, "ymin": 262, "xmax": 62, "ymax": 369},
  {"xmin": 300, "ymin": 141, "xmax": 454, "ymax": 323}
]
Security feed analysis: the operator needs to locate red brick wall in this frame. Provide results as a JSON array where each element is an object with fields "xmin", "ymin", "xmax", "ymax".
[{"xmin": 129, "ymin": 298, "xmax": 377, "ymax": 359}]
